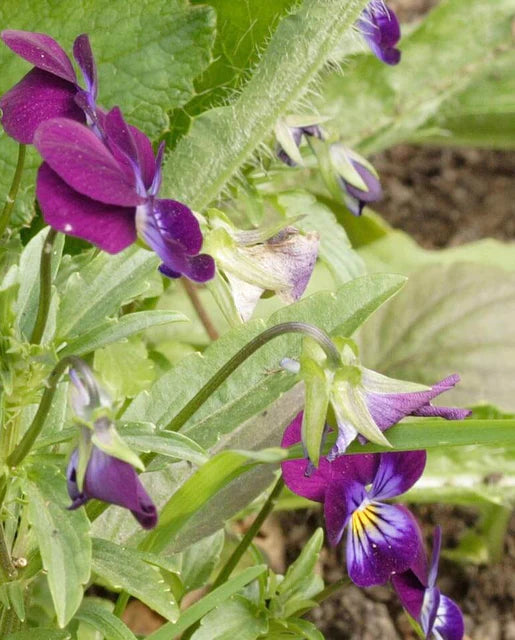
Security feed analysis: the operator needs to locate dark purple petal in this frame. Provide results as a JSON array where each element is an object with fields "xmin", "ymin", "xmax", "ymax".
[
  {"xmin": 366, "ymin": 374, "xmax": 470, "ymax": 432},
  {"xmin": 149, "ymin": 141, "xmax": 165, "ymax": 195},
  {"xmin": 346, "ymin": 503, "xmax": 422, "ymax": 587},
  {"xmin": 357, "ymin": 2, "xmax": 401, "ymax": 65},
  {"xmin": 324, "ymin": 479, "xmax": 365, "ymax": 547},
  {"xmin": 158, "ymin": 252, "xmax": 215, "ymax": 283},
  {"xmin": 391, "ymin": 567, "xmax": 426, "ymax": 621},
  {"xmin": 34, "ymin": 118, "xmax": 143, "ymax": 207},
  {"xmin": 37, "ymin": 163, "xmax": 136, "ymax": 253},
  {"xmin": 370, "ymin": 451, "xmax": 426, "ymax": 500},
  {"xmin": 281, "ymin": 414, "xmax": 331, "ymax": 503},
  {"xmin": 104, "ymin": 107, "xmax": 146, "ymax": 193},
  {"xmin": 150, "ymin": 199, "xmax": 203, "ymax": 254},
  {"xmin": 428, "ymin": 526, "xmax": 442, "ymax": 588},
  {"xmin": 1, "ymin": 30, "xmax": 76, "ymax": 82},
  {"xmin": 73, "ymin": 34, "xmax": 97, "ymax": 98},
  {"xmin": 0, "ymin": 68, "xmax": 83, "ymax": 144},
  {"xmin": 433, "ymin": 595, "xmax": 465, "ymax": 640},
  {"xmin": 83, "ymin": 446, "xmax": 157, "ymax": 529}
]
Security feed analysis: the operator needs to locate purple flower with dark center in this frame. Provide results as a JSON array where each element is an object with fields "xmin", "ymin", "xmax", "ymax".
[
  {"xmin": 0, "ymin": 30, "xmax": 99, "ymax": 144},
  {"xmin": 34, "ymin": 108, "xmax": 215, "ymax": 281},
  {"xmin": 67, "ymin": 446, "xmax": 157, "ymax": 529},
  {"xmin": 281, "ymin": 414, "xmax": 425, "ymax": 587},
  {"xmin": 392, "ymin": 527, "xmax": 465, "ymax": 639},
  {"xmin": 357, "ymin": 1, "xmax": 401, "ymax": 65},
  {"xmin": 329, "ymin": 144, "xmax": 383, "ymax": 216}
]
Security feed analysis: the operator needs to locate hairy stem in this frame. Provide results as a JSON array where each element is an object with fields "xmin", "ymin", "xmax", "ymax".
[
  {"xmin": 30, "ymin": 228, "xmax": 58, "ymax": 344},
  {"xmin": 0, "ymin": 144, "xmax": 26, "ymax": 239},
  {"xmin": 182, "ymin": 279, "xmax": 219, "ymax": 341},
  {"xmin": 166, "ymin": 321, "xmax": 341, "ymax": 433}
]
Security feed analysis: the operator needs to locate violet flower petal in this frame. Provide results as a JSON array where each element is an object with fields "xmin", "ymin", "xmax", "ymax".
[
  {"xmin": 433, "ymin": 594, "xmax": 465, "ymax": 640},
  {"xmin": 391, "ymin": 567, "xmax": 426, "ymax": 621},
  {"xmin": 357, "ymin": 2, "xmax": 401, "ymax": 65},
  {"xmin": 150, "ymin": 198, "xmax": 203, "ymax": 254},
  {"xmin": 37, "ymin": 163, "xmax": 136, "ymax": 253},
  {"xmin": 73, "ymin": 34, "xmax": 97, "ymax": 98},
  {"xmin": 0, "ymin": 68, "xmax": 83, "ymax": 144},
  {"xmin": 346, "ymin": 503, "xmax": 422, "ymax": 587},
  {"xmin": 159, "ymin": 251, "xmax": 216, "ymax": 283},
  {"xmin": 1, "ymin": 30, "xmax": 77, "ymax": 83},
  {"xmin": 366, "ymin": 374, "xmax": 471, "ymax": 433},
  {"xmin": 421, "ymin": 586, "xmax": 441, "ymax": 639},
  {"xmin": 66, "ymin": 449, "xmax": 89, "ymax": 509},
  {"xmin": 34, "ymin": 118, "xmax": 144, "ymax": 207},
  {"xmin": 83, "ymin": 446, "xmax": 157, "ymax": 529},
  {"xmin": 324, "ymin": 479, "xmax": 365, "ymax": 547},
  {"xmin": 370, "ymin": 450, "xmax": 427, "ymax": 500}
]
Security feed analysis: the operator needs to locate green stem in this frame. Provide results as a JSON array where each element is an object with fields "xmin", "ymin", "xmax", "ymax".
[
  {"xmin": 30, "ymin": 228, "xmax": 58, "ymax": 344},
  {"xmin": 313, "ymin": 576, "xmax": 351, "ymax": 604},
  {"xmin": 166, "ymin": 322, "xmax": 340, "ymax": 433},
  {"xmin": 212, "ymin": 476, "xmax": 285, "ymax": 590},
  {"xmin": 6, "ymin": 356, "xmax": 80, "ymax": 469},
  {"xmin": 0, "ymin": 144, "xmax": 26, "ymax": 238},
  {"xmin": 113, "ymin": 591, "xmax": 130, "ymax": 618},
  {"xmin": 0, "ymin": 523, "xmax": 16, "ymax": 583}
]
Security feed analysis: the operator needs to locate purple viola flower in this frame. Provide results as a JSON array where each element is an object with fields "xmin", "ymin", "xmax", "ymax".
[
  {"xmin": 392, "ymin": 527, "xmax": 465, "ymax": 640},
  {"xmin": 357, "ymin": 1, "xmax": 401, "ymax": 65},
  {"xmin": 281, "ymin": 414, "xmax": 425, "ymax": 587},
  {"xmin": 329, "ymin": 144, "xmax": 383, "ymax": 216},
  {"xmin": 0, "ymin": 30, "xmax": 99, "ymax": 144},
  {"xmin": 34, "ymin": 108, "xmax": 215, "ymax": 282},
  {"xmin": 67, "ymin": 446, "xmax": 157, "ymax": 529}
]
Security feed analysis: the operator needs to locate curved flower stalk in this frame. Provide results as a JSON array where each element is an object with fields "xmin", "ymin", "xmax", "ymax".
[
  {"xmin": 0, "ymin": 30, "xmax": 100, "ymax": 143},
  {"xmin": 357, "ymin": 1, "xmax": 401, "ymax": 65},
  {"xmin": 66, "ymin": 360, "xmax": 157, "ymax": 529},
  {"xmin": 34, "ymin": 108, "xmax": 215, "ymax": 281},
  {"xmin": 206, "ymin": 211, "xmax": 319, "ymax": 320},
  {"xmin": 392, "ymin": 527, "xmax": 465, "ymax": 640},
  {"xmin": 281, "ymin": 414, "xmax": 425, "ymax": 587}
]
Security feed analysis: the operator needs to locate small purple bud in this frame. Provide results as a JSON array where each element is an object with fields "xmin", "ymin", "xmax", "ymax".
[{"xmin": 357, "ymin": 1, "xmax": 401, "ymax": 65}]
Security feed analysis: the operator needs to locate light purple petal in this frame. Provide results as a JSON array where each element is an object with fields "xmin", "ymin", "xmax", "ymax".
[
  {"xmin": 428, "ymin": 526, "xmax": 442, "ymax": 588},
  {"xmin": 433, "ymin": 595, "xmax": 465, "ymax": 640},
  {"xmin": 421, "ymin": 586, "xmax": 441, "ymax": 638},
  {"xmin": 366, "ymin": 374, "xmax": 470, "ymax": 432},
  {"xmin": 37, "ymin": 163, "xmax": 136, "ymax": 253},
  {"xmin": 344, "ymin": 161, "xmax": 383, "ymax": 204},
  {"xmin": 73, "ymin": 34, "xmax": 97, "ymax": 98},
  {"xmin": 0, "ymin": 68, "xmax": 83, "ymax": 144},
  {"xmin": 34, "ymin": 118, "xmax": 143, "ymax": 207},
  {"xmin": 84, "ymin": 446, "xmax": 157, "ymax": 529},
  {"xmin": 346, "ymin": 503, "xmax": 422, "ymax": 587},
  {"xmin": 1, "ymin": 30, "xmax": 76, "ymax": 83},
  {"xmin": 370, "ymin": 451, "xmax": 426, "ymax": 500}
]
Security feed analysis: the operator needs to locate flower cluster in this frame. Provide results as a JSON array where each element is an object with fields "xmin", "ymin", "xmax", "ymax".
[
  {"xmin": 281, "ymin": 414, "xmax": 464, "ymax": 639},
  {"xmin": 0, "ymin": 30, "xmax": 214, "ymax": 282}
]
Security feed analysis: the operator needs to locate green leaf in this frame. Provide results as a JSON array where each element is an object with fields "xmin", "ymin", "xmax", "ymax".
[
  {"xmin": 124, "ymin": 274, "xmax": 406, "ymax": 448},
  {"xmin": 74, "ymin": 599, "xmax": 137, "ymax": 640},
  {"xmin": 318, "ymin": 0, "xmax": 514, "ymax": 153},
  {"xmin": 91, "ymin": 538, "xmax": 179, "ymax": 622},
  {"xmin": 179, "ymin": 529, "xmax": 225, "ymax": 591},
  {"xmin": 60, "ymin": 310, "xmax": 187, "ymax": 357},
  {"xmin": 5, "ymin": 580, "xmax": 25, "ymax": 622},
  {"xmin": 161, "ymin": 0, "xmax": 370, "ymax": 210},
  {"xmin": 414, "ymin": 50, "xmax": 515, "ymax": 149},
  {"xmin": 277, "ymin": 528, "xmax": 323, "ymax": 602},
  {"xmin": 300, "ymin": 358, "xmax": 330, "ymax": 467},
  {"xmin": 56, "ymin": 247, "xmax": 161, "ymax": 340},
  {"xmin": 24, "ymin": 464, "xmax": 91, "ymax": 627},
  {"xmin": 191, "ymin": 595, "xmax": 268, "ymax": 640},
  {"xmin": 147, "ymin": 565, "xmax": 267, "ymax": 640},
  {"xmin": 122, "ymin": 423, "xmax": 208, "ymax": 466},
  {"xmin": 14, "ymin": 228, "xmax": 64, "ymax": 340},
  {"xmin": 286, "ymin": 618, "xmax": 324, "ymax": 640},
  {"xmin": 358, "ymin": 263, "xmax": 515, "ymax": 411},
  {"xmin": 360, "ymin": 230, "xmax": 515, "ymax": 276},
  {"xmin": 5, "ymin": 632, "xmax": 71, "ymax": 640},
  {"xmin": 94, "ymin": 337, "xmax": 156, "ymax": 400}
]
